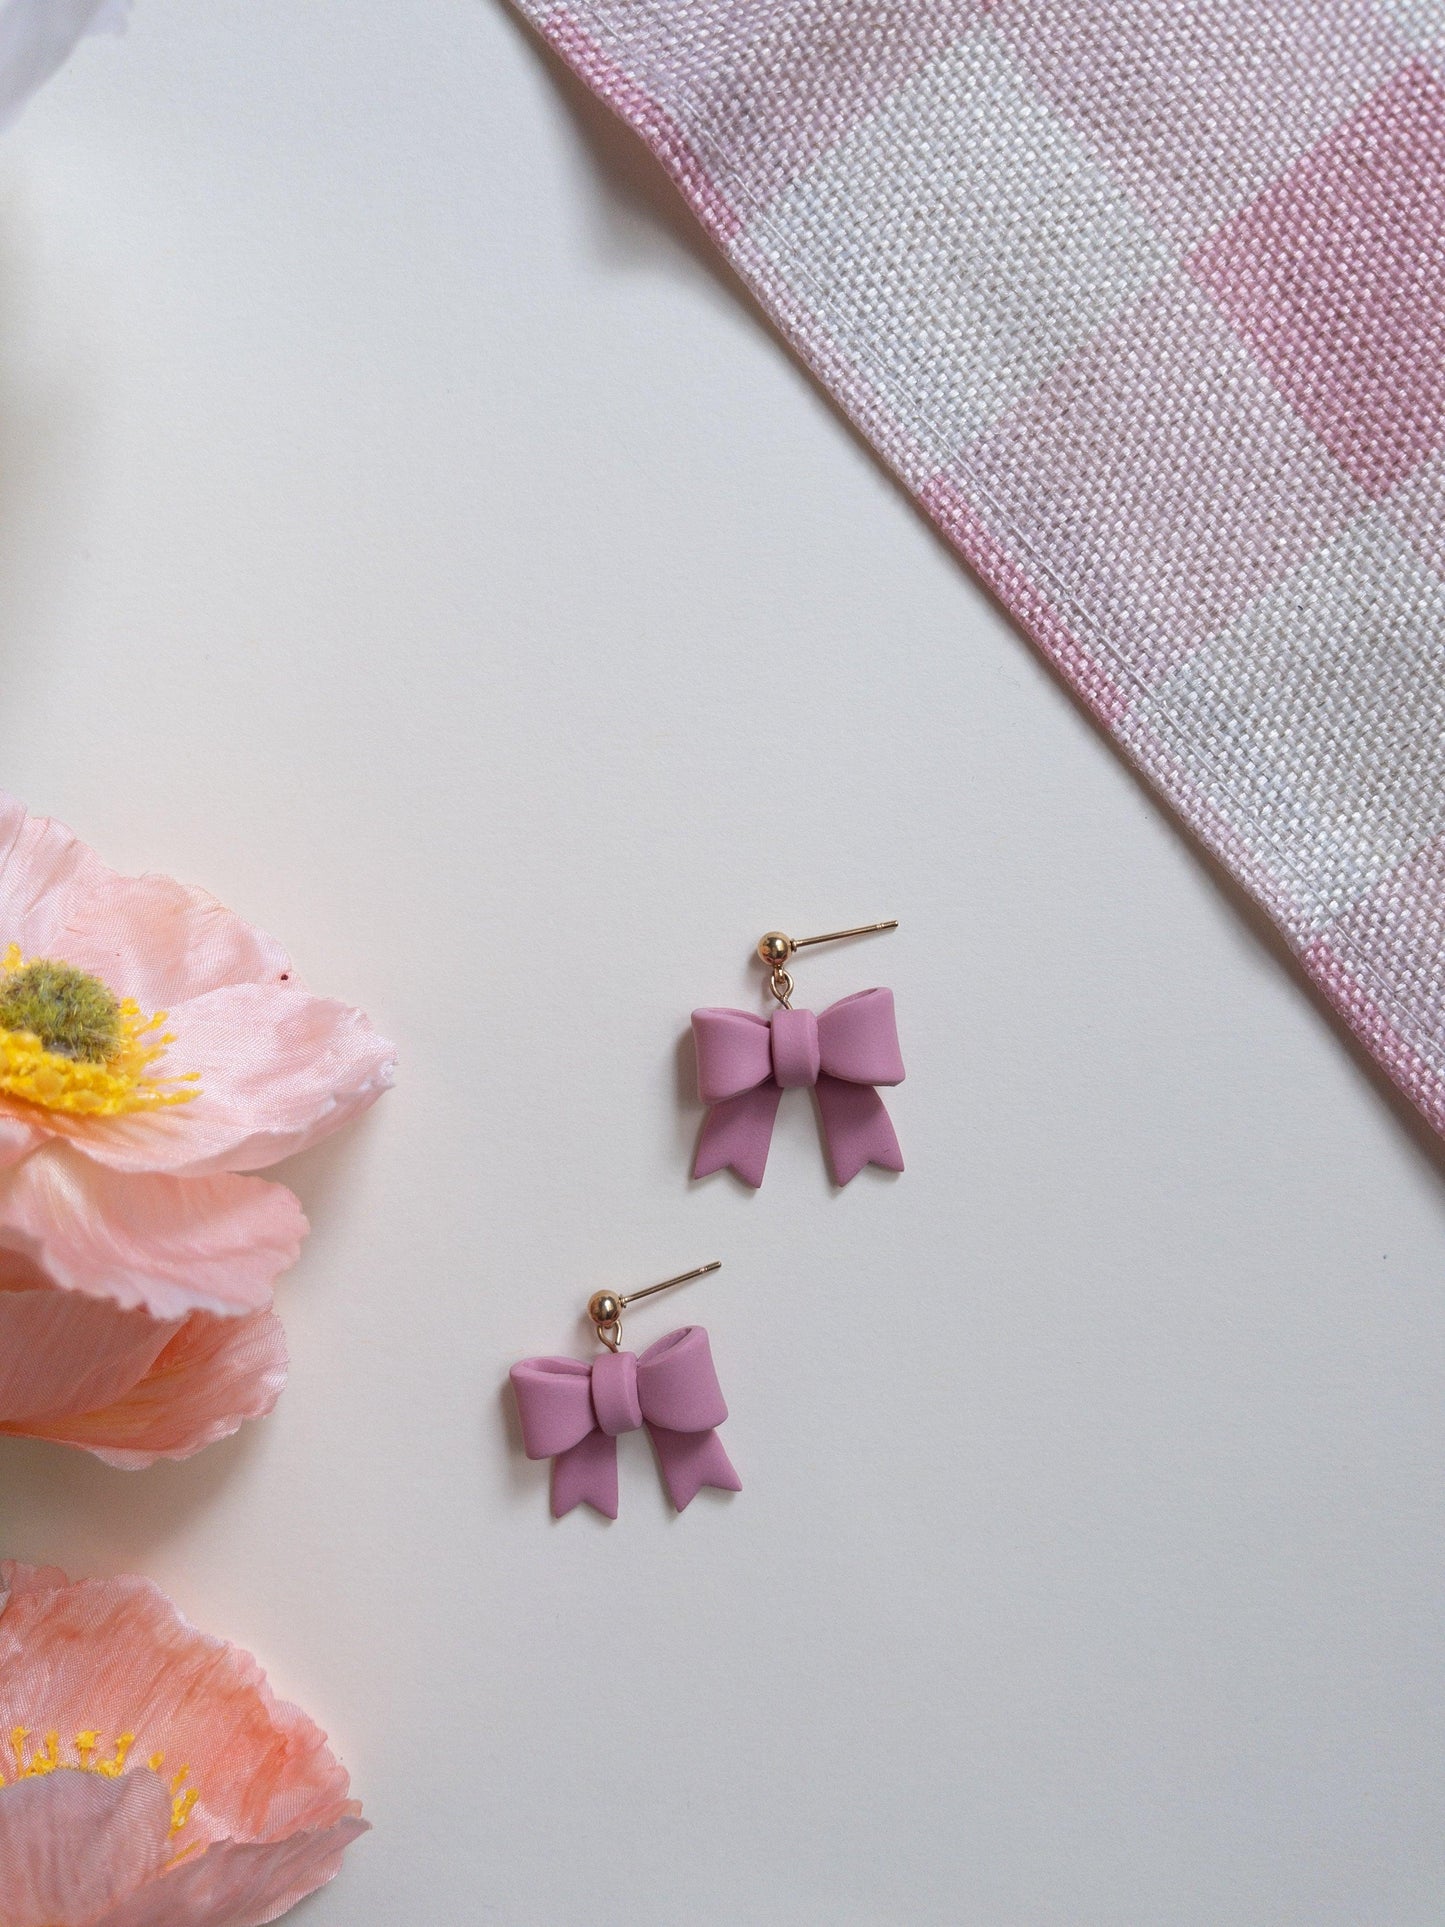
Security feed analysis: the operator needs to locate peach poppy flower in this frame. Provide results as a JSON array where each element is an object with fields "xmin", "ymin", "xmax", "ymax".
[
  {"xmin": 0, "ymin": 1143, "xmax": 301, "ymax": 1464},
  {"xmin": 0, "ymin": 792, "xmax": 395, "ymax": 1177},
  {"xmin": 0, "ymin": 1562, "xmax": 366, "ymax": 1925}
]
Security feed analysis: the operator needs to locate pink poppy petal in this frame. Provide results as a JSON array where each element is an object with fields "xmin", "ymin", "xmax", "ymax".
[
  {"xmin": 0, "ymin": 1769, "xmax": 172, "ymax": 1927},
  {"xmin": 23, "ymin": 1306, "xmax": 288, "ymax": 1466},
  {"xmin": 94, "ymin": 1816, "xmax": 368, "ymax": 1927},
  {"xmin": 0, "ymin": 791, "xmax": 104, "ymax": 958},
  {"xmin": 0, "ymin": 792, "xmax": 295, "ymax": 1006},
  {"xmin": 0, "ymin": 1561, "xmax": 69, "ymax": 1600},
  {"xmin": 54, "ymin": 872, "xmax": 296, "ymax": 1011},
  {"xmin": 0, "ymin": 1574, "xmax": 355, "ymax": 1843},
  {"xmin": 0, "ymin": 1146, "xmax": 307, "ymax": 1318},
  {"xmin": 49, "ymin": 984, "xmax": 396, "ymax": 1177},
  {"xmin": 0, "ymin": 1114, "xmax": 43, "ymax": 1169},
  {"xmin": 0, "ymin": 1282, "xmax": 177, "ymax": 1426}
]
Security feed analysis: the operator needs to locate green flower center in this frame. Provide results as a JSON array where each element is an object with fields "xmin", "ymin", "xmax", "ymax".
[{"xmin": 0, "ymin": 960, "xmax": 122, "ymax": 1063}]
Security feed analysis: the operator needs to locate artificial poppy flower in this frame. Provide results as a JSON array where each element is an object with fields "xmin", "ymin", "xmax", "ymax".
[{"xmin": 0, "ymin": 1562, "xmax": 366, "ymax": 1924}]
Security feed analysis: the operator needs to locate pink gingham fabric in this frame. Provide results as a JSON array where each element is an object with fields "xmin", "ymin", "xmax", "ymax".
[{"xmin": 517, "ymin": 1, "xmax": 1445, "ymax": 1137}]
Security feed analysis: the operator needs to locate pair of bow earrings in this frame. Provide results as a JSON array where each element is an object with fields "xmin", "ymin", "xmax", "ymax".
[{"xmin": 511, "ymin": 921, "xmax": 905, "ymax": 1518}]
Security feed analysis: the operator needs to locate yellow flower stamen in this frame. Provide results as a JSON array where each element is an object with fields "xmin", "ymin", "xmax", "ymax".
[
  {"xmin": 0, "ymin": 1727, "xmax": 200, "ymax": 1836},
  {"xmin": 0, "ymin": 945, "xmax": 199, "ymax": 1117},
  {"xmin": 169, "ymin": 1776, "xmax": 199, "ymax": 1835}
]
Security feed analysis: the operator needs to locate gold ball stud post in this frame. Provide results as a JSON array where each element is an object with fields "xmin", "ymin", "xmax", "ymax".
[
  {"xmin": 756, "ymin": 931, "xmax": 794, "ymax": 967},
  {"xmin": 587, "ymin": 1291, "xmax": 622, "ymax": 1328}
]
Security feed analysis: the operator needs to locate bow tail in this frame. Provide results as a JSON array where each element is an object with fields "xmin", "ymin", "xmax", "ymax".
[
  {"xmin": 551, "ymin": 1431, "xmax": 619, "ymax": 1519},
  {"xmin": 814, "ymin": 1074, "xmax": 904, "ymax": 1185},
  {"xmin": 647, "ymin": 1423, "xmax": 742, "ymax": 1511},
  {"xmin": 693, "ymin": 1083, "xmax": 783, "ymax": 1188}
]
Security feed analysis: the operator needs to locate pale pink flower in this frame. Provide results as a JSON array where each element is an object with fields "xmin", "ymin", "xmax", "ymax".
[
  {"xmin": 0, "ymin": 792, "xmax": 395, "ymax": 1177},
  {"xmin": 0, "ymin": 1143, "xmax": 301, "ymax": 1464},
  {"xmin": 0, "ymin": 793, "xmax": 394, "ymax": 1462},
  {"xmin": 0, "ymin": 1563, "xmax": 366, "ymax": 1925}
]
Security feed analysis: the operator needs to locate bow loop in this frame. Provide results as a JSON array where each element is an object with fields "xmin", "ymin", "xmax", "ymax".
[
  {"xmin": 509, "ymin": 1356, "xmax": 597, "ymax": 1460},
  {"xmin": 692, "ymin": 1007, "xmax": 773, "ymax": 1105},
  {"xmin": 816, "ymin": 987, "xmax": 905, "ymax": 1088},
  {"xmin": 637, "ymin": 1326, "xmax": 728, "ymax": 1432}
]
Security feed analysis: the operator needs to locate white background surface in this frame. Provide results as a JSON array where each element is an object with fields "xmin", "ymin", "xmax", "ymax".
[{"xmin": 3, "ymin": 5, "xmax": 1445, "ymax": 1922}]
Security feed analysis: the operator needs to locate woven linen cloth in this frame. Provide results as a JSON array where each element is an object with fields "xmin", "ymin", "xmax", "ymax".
[{"xmin": 515, "ymin": 0, "xmax": 1445, "ymax": 1137}]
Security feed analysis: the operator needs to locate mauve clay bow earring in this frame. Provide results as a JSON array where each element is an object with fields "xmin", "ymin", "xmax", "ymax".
[
  {"xmin": 690, "ymin": 921, "xmax": 905, "ymax": 1188},
  {"xmin": 510, "ymin": 1263, "xmax": 741, "ymax": 1520}
]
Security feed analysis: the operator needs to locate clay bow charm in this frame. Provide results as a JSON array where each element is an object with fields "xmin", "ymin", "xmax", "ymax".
[
  {"xmin": 511, "ymin": 1326, "xmax": 741, "ymax": 1519},
  {"xmin": 691, "ymin": 987, "xmax": 905, "ymax": 1187}
]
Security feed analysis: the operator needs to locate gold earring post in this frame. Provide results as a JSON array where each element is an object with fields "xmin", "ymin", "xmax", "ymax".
[
  {"xmin": 618, "ymin": 1260, "xmax": 721, "ymax": 1306},
  {"xmin": 588, "ymin": 1262, "xmax": 721, "ymax": 1351},
  {"xmin": 792, "ymin": 920, "xmax": 898, "ymax": 950},
  {"xmin": 756, "ymin": 920, "xmax": 897, "ymax": 967},
  {"xmin": 756, "ymin": 922, "xmax": 898, "ymax": 1007}
]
